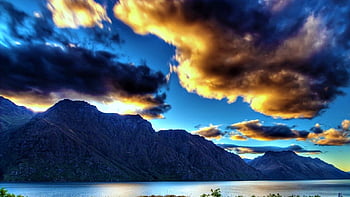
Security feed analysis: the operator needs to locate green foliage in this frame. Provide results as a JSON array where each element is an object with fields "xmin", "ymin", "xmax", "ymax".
[
  {"xmin": 0, "ymin": 188, "xmax": 24, "ymax": 197},
  {"xmin": 200, "ymin": 188, "xmax": 222, "ymax": 197},
  {"xmin": 267, "ymin": 194, "xmax": 282, "ymax": 197}
]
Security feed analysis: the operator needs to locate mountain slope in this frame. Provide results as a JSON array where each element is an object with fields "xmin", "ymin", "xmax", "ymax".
[
  {"xmin": 249, "ymin": 151, "xmax": 350, "ymax": 180},
  {"xmin": 0, "ymin": 96, "xmax": 34, "ymax": 132},
  {"xmin": 0, "ymin": 99, "xmax": 261, "ymax": 182}
]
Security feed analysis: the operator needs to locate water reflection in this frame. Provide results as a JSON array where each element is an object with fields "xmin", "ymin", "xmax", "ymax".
[{"xmin": 1, "ymin": 180, "xmax": 349, "ymax": 197}]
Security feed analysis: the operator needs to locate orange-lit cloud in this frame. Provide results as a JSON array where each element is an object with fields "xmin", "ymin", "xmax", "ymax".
[
  {"xmin": 308, "ymin": 128, "xmax": 350, "ymax": 146},
  {"xmin": 342, "ymin": 120, "xmax": 350, "ymax": 131},
  {"xmin": 3, "ymin": 92, "xmax": 167, "ymax": 120},
  {"xmin": 228, "ymin": 120, "xmax": 308, "ymax": 141},
  {"xmin": 192, "ymin": 124, "xmax": 225, "ymax": 139},
  {"xmin": 230, "ymin": 135, "xmax": 248, "ymax": 141},
  {"xmin": 48, "ymin": 0, "xmax": 111, "ymax": 28},
  {"xmin": 114, "ymin": 0, "xmax": 349, "ymax": 119},
  {"xmin": 0, "ymin": 44, "xmax": 169, "ymax": 119},
  {"xmin": 226, "ymin": 119, "xmax": 350, "ymax": 146}
]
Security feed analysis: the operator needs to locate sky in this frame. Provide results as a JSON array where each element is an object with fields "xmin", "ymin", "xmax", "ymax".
[{"xmin": 0, "ymin": 0, "xmax": 349, "ymax": 171}]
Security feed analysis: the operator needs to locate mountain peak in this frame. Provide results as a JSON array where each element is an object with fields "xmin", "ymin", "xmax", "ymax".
[
  {"xmin": 44, "ymin": 99, "xmax": 98, "ymax": 115},
  {"xmin": 250, "ymin": 150, "xmax": 350, "ymax": 180},
  {"xmin": 0, "ymin": 96, "xmax": 34, "ymax": 131},
  {"xmin": 53, "ymin": 99, "xmax": 97, "ymax": 110}
]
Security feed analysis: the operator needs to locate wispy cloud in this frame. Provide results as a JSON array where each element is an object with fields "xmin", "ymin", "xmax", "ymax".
[{"xmin": 219, "ymin": 144, "xmax": 322, "ymax": 155}]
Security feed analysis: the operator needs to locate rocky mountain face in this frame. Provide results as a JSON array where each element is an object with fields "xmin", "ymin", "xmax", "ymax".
[
  {"xmin": 0, "ymin": 96, "xmax": 34, "ymax": 132},
  {"xmin": 249, "ymin": 151, "xmax": 350, "ymax": 180},
  {"xmin": 0, "ymin": 99, "xmax": 261, "ymax": 182}
]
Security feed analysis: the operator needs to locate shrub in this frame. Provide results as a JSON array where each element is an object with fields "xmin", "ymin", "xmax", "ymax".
[
  {"xmin": 0, "ymin": 188, "xmax": 24, "ymax": 197},
  {"xmin": 200, "ymin": 188, "xmax": 222, "ymax": 197}
]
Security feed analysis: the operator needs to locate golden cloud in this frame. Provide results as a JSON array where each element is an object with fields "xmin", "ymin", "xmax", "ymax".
[
  {"xmin": 192, "ymin": 124, "xmax": 224, "ymax": 139},
  {"xmin": 230, "ymin": 135, "xmax": 248, "ymax": 141},
  {"xmin": 342, "ymin": 120, "xmax": 350, "ymax": 131},
  {"xmin": 48, "ymin": 0, "xmax": 111, "ymax": 28},
  {"xmin": 227, "ymin": 119, "xmax": 350, "ymax": 145},
  {"xmin": 228, "ymin": 120, "xmax": 303, "ymax": 141},
  {"xmin": 113, "ymin": 0, "xmax": 337, "ymax": 119},
  {"xmin": 308, "ymin": 128, "xmax": 350, "ymax": 146}
]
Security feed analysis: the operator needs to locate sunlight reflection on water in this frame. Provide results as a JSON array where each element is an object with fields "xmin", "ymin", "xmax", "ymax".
[{"xmin": 1, "ymin": 180, "xmax": 350, "ymax": 197}]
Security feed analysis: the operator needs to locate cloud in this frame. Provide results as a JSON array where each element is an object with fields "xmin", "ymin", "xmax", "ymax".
[
  {"xmin": 226, "ymin": 119, "xmax": 350, "ymax": 146},
  {"xmin": 47, "ymin": 0, "xmax": 111, "ymax": 28},
  {"xmin": 0, "ymin": 1, "xmax": 120, "ymax": 49},
  {"xmin": 0, "ymin": 44, "xmax": 170, "ymax": 119},
  {"xmin": 0, "ymin": 1, "xmax": 168, "ymax": 118},
  {"xmin": 308, "ymin": 127, "xmax": 350, "ymax": 146},
  {"xmin": 192, "ymin": 124, "xmax": 226, "ymax": 139},
  {"xmin": 114, "ymin": 0, "xmax": 350, "ymax": 119},
  {"xmin": 342, "ymin": 120, "xmax": 350, "ymax": 131},
  {"xmin": 227, "ymin": 120, "xmax": 308, "ymax": 141},
  {"xmin": 310, "ymin": 123, "xmax": 324, "ymax": 134},
  {"xmin": 219, "ymin": 144, "xmax": 321, "ymax": 155}
]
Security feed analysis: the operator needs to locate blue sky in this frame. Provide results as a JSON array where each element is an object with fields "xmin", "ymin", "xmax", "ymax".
[{"xmin": 1, "ymin": 0, "xmax": 349, "ymax": 171}]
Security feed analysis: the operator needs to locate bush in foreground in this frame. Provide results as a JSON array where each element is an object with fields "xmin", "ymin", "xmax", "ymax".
[{"xmin": 0, "ymin": 188, "xmax": 24, "ymax": 197}]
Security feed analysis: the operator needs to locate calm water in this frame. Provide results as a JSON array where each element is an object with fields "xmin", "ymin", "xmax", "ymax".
[{"xmin": 1, "ymin": 180, "xmax": 350, "ymax": 197}]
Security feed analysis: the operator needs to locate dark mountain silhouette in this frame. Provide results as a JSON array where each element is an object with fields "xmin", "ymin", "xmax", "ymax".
[
  {"xmin": 243, "ymin": 158, "xmax": 253, "ymax": 164},
  {"xmin": 249, "ymin": 151, "xmax": 350, "ymax": 180},
  {"xmin": 0, "ymin": 96, "xmax": 34, "ymax": 132},
  {"xmin": 0, "ymin": 99, "xmax": 261, "ymax": 182}
]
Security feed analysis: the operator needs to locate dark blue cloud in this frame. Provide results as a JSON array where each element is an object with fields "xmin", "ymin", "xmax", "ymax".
[
  {"xmin": 0, "ymin": 44, "xmax": 170, "ymax": 118},
  {"xmin": 227, "ymin": 120, "xmax": 309, "ymax": 141},
  {"xmin": 0, "ymin": 1, "xmax": 121, "ymax": 48}
]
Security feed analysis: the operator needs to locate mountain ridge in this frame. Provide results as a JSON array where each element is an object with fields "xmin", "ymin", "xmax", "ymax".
[
  {"xmin": 249, "ymin": 151, "xmax": 350, "ymax": 180},
  {"xmin": 0, "ymin": 99, "xmax": 261, "ymax": 182},
  {"xmin": 0, "ymin": 96, "xmax": 34, "ymax": 132}
]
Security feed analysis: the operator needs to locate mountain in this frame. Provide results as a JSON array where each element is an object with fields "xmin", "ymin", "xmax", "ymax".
[
  {"xmin": 0, "ymin": 96, "xmax": 34, "ymax": 132},
  {"xmin": 0, "ymin": 99, "xmax": 261, "ymax": 182},
  {"xmin": 243, "ymin": 158, "xmax": 252, "ymax": 164},
  {"xmin": 249, "ymin": 151, "xmax": 350, "ymax": 180}
]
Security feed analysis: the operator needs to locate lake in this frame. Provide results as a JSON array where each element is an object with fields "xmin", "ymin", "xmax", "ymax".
[{"xmin": 1, "ymin": 180, "xmax": 350, "ymax": 197}]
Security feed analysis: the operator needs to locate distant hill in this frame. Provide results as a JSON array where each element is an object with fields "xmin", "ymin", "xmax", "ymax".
[
  {"xmin": 249, "ymin": 151, "xmax": 350, "ymax": 180},
  {"xmin": 0, "ymin": 99, "xmax": 261, "ymax": 182},
  {"xmin": 0, "ymin": 96, "xmax": 34, "ymax": 132}
]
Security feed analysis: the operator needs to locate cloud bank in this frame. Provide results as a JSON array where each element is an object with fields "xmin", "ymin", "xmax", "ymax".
[
  {"xmin": 227, "ymin": 119, "xmax": 350, "ymax": 146},
  {"xmin": 114, "ymin": 0, "xmax": 350, "ymax": 119},
  {"xmin": 0, "ymin": 1, "xmax": 170, "ymax": 119},
  {"xmin": 219, "ymin": 144, "xmax": 322, "ymax": 155},
  {"xmin": 0, "ymin": 44, "xmax": 170, "ymax": 118},
  {"xmin": 308, "ymin": 120, "xmax": 350, "ymax": 146}
]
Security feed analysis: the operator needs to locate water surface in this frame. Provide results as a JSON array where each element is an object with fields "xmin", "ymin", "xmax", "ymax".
[{"xmin": 1, "ymin": 180, "xmax": 349, "ymax": 197}]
